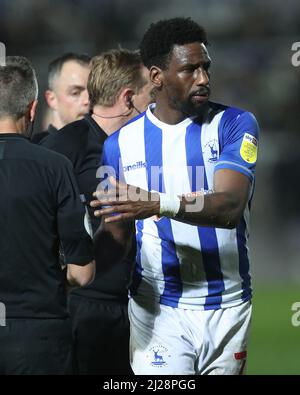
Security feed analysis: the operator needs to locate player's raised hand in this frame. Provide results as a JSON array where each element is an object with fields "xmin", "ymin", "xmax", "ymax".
[{"xmin": 90, "ymin": 177, "xmax": 160, "ymax": 223}]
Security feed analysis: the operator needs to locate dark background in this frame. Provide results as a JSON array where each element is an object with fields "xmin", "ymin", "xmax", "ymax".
[{"xmin": 1, "ymin": 0, "xmax": 300, "ymax": 374}]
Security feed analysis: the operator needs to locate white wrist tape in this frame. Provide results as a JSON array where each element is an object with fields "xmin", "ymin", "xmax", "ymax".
[{"xmin": 158, "ymin": 193, "xmax": 181, "ymax": 218}]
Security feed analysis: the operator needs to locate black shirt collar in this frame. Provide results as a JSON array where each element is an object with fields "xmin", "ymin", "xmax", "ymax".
[
  {"xmin": 84, "ymin": 113, "xmax": 107, "ymax": 143},
  {"xmin": 48, "ymin": 124, "xmax": 58, "ymax": 135},
  {"xmin": 0, "ymin": 133, "xmax": 29, "ymax": 140}
]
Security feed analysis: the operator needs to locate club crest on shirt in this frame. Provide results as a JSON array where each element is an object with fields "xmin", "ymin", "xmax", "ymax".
[
  {"xmin": 146, "ymin": 344, "xmax": 171, "ymax": 368},
  {"xmin": 240, "ymin": 133, "xmax": 258, "ymax": 164},
  {"xmin": 203, "ymin": 139, "xmax": 219, "ymax": 163}
]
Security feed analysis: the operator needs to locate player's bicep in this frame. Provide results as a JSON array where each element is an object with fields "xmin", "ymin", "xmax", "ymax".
[{"xmin": 214, "ymin": 168, "xmax": 251, "ymax": 212}]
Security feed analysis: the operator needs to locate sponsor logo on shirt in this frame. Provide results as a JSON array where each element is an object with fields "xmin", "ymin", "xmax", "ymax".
[
  {"xmin": 123, "ymin": 161, "xmax": 146, "ymax": 173},
  {"xmin": 240, "ymin": 133, "xmax": 258, "ymax": 164}
]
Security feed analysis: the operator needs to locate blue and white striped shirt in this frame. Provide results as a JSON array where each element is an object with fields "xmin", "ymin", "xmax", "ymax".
[{"xmin": 102, "ymin": 102, "xmax": 259, "ymax": 310}]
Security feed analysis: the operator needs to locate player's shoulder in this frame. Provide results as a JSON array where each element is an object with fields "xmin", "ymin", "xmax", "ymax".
[
  {"xmin": 120, "ymin": 110, "xmax": 146, "ymax": 133},
  {"xmin": 207, "ymin": 102, "xmax": 259, "ymax": 143},
  {"xmin": 210, "ymin": 101, "xmax": 258, "ymax": 126},
  {"xmin": 105, "ymin": 110, "xmax": 146, "ymax": 148}
]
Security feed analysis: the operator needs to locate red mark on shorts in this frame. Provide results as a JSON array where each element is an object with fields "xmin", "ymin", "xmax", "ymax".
[
  {"xmin": 234, "ymin": 351, "xmax": 247, "ymax": 360},
  {"xmin": 234, "ymin": 351, "xmax": 247, "ymax": 375}
]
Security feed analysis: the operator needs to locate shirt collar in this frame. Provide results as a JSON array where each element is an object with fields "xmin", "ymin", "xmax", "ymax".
[{"xmin": 0, "ymin": 133, "xmax": 29, "ymax": 140}]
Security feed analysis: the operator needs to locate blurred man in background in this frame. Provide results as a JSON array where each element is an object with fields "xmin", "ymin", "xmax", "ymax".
[
  {"xmin": 32, "ymin": 52, "xmax": 91, "ymax": 143},
  {"xmin": 0, "ymin": 56, "xmax": 95, "ymax": 374},
  {"xmin": 41, "ymin": 48, "xmax": 153, "ymax": 374}
]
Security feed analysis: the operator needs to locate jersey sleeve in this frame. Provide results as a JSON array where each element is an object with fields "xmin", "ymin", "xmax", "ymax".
[
  {"xmin": 215, "ymin": 108, "xmax": 259, "ymax": 182},
  {"xmin": 55, "ymin": 157, "xmax": 94, "ymax": 265}
]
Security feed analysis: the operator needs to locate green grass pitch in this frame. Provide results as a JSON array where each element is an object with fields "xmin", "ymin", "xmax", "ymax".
[{"xmin": 247, "ymin": 284, "xmax": 300, "ymax": 375}]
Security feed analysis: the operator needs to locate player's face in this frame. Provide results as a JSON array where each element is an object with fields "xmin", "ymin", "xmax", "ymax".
[
  {"xmin": 52, "ymin": 60, "xmax": 90, "ymax": 125},
  {"xmin": 162, "ymin": 42, "xmax": 211, "ymax": 116}
]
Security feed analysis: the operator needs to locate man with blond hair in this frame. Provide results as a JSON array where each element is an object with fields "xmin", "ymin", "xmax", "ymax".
[{"xmin": 41, "ymin": 48, "xmax": 153, "ymax": 374}]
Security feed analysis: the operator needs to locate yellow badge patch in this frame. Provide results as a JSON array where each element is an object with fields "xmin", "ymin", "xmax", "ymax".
[{"xmin": 240, "ymin": 133, "xmax": 258, "ymax": 164}]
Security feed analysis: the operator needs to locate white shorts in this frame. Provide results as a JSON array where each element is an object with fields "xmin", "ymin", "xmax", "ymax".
[{"xmin": 128, "ymin": 298, "xmax": 252, "ymax": 375}]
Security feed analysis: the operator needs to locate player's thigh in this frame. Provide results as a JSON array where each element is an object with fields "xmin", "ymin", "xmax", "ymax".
[
  {"xmin": 199, "ymin": 301, "xmax": 252, "ymax": 375},
  {"xmin": 129, "ymin": 298, "xmax": 196, "ymax": 375}
]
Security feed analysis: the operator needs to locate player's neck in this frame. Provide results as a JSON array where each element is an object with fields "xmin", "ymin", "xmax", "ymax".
[
  {"xmin": 153, "ymin": 100, "xmax": 187, "ymax": 125},
  {"xmin": 0, "ymin": 118, "xmax": 25, "ymax": 134}
]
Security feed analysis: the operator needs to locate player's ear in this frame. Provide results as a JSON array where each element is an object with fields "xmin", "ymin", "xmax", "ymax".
[
  {"xmin": 121, "ymin": 88, "xmax": 134, "ymax": 109},
  {"xmin": 45, "ymin": 90, "xmax": 58, "ymax": 111},
  {"xmin": 27, "ymin": 100, "xmax": 38, "ymax": 122},
  {"xmin": 150, "ymin": 66, "xmax": 163, "ymax": 89}
]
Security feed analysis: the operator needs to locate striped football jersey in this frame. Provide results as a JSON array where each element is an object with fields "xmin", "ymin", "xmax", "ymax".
[{"xmin": 101, "ymin": 102, "xmax": 259, "ymax": 310}]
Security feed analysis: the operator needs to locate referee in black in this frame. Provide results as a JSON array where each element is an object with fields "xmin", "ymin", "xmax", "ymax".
[{"xmin": 0, "ymin": 56, "xmax": 95, "ymax": 375}]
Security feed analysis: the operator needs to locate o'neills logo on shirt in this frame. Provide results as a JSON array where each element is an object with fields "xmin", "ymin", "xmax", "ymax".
[{"xmin": 123, "ymin": 161, "xmax": 146, "ymax": 172}]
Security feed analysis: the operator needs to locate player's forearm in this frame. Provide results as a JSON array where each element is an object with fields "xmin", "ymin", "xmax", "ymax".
[
  {"xmin": 67, "ymin": 261, "xmax": 96, "ymax": 287},
  {"xmin": 90, "ymin": 174, "xmax": 248, "ymax": 229},
  {"xmin": 173, "ymin": 191, "xmax": 244, "ymax": 229}
]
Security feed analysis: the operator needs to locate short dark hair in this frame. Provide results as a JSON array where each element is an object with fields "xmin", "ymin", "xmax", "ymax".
[
  {"xmin": 0, "ymin": 56, "xmax": 38, "ymax": 120},
  {"xmin": 140, "ymin": 17, "xmax": 208, "ymax": 70},
  {"xmin": 48, "ymin": 52, "xmax": 91, "ymax": 89}
]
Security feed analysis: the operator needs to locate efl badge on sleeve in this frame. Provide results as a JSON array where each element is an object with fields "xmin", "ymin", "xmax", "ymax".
[{"xmin": 240, "ymin": 133, "xmax": 258, "ymax": 164}]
